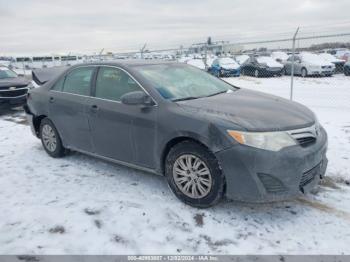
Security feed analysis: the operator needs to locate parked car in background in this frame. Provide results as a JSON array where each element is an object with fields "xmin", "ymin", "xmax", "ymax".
[
  {"xmin": 241, "ymin": 56, "xmax": 284, "ymax": 77},
  {"xmin": 344, "ymin": 61, "xmax": 350, "ymax": 76},
  {"xmin": 186, "ymin": 59, "xmax": 206, "ymax": 70},
  {"xmin": 284, "ymin": 53, "xmax": 335, "ymax": 77},
  {"xmin": 319, "ymin": 53, "xmax": 345, "ymax": 73},
  {"xmin": 329, "ymin": 49, "xmax": 350, "ymax": 61},
  {"xmin": 234, "ymin": 55, "xmax": 250, "ymax": 65},
  {"xmin": 25, "ymin": 61, "xmax": 328, "ymax": 207},
  {"xmin": 0, "ymin": 66, "xmax": 32, "ymax": 107},
  {"xmin": 205, "ymin": 55, "xmax": 218, "ymax": 69},
  {"xmin": 208, "ymin": 57, "xmax": 240, "ymax": 77},
  {"xmin": 0, "ymin": 57, "xmax": 12, "ymax": 68},
  {"xmin": 271, "ymin": 51, "xmax": 289, "ymax": 63}
]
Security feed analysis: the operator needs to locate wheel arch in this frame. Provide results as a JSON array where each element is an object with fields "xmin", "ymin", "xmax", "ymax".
[
  {"xmin": 33, "ymin": 114, "xmax": 48, "ymax": 137},
  {"xmin": 160, "ymin": 136, "xmax": 211, "ymax": 175},
  {"xmin": 301, "ymin": 66, "xmax": 308, "ymax": 76}
]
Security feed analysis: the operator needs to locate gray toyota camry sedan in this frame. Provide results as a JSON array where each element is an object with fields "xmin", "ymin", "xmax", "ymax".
[{"xmin": 25, "ymin": 61, "xmax": 328, "ymax": 207}]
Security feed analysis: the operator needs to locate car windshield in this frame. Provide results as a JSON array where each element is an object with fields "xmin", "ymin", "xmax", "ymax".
[
  {"xmin": 256, "ymin": 57, "xmax": 275, "ymax": 64},
  {"xmin": 301, "ymin": 53, "xmax": 325, "ymax": 63},
  {"xmin": 219, "ymin": 58, "xmax": 238, "ymax": 65},
  {"xmin": 0, "ymin": 68, "xmax": 18, "ymax": 79},
  {"xmin": 134, "ymin": 64, "xmax": 237, "ymax": 101},
  {"xmin": 320, "ymin": 53, "xmax": 335, "ymax": 61}
]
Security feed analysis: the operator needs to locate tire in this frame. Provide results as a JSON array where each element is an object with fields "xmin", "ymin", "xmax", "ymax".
[
  {"xmin": 344, "ymin": 67, "xmax": 350, "ymax": 76},
  {"xmin": 40, "ymin": 118, "xmax": 65, "ymax": 158},
  {"xmin": 165, "ymin": 141, "xmax": 225, "ymax": 208},
  {"xmin": 281, "ymin": 68, "xmax": 286, "ymax": 76},
  {"xmin": 254, "ymin": 69, "xmax": 260, "ymax": 78},
  {"xmin": 301, "ymin": 68, "xmax": 308, "ymax": 78}
]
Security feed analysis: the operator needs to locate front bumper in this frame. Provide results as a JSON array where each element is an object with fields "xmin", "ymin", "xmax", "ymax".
[
  {"xmin": 309, "ymin": 69, "xmax": 334, "ymax": 75},
  {"xmin": 215, "ymin": 127, "xmax": 328, "ymax": 202},
  {"xmin": 260, "ymin": 68, "xmax": 283, "ymax": 77},
  {"xmin": 0, "ymin": 88, "xmax": 28, "ymax": 106},
  {"xmin": 221, "ymin": 69, "xmax": 240, "ymax": 77}
]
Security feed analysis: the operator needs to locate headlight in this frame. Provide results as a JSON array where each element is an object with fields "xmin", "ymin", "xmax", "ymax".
[
  {"xmin": 27, "ymin": 82, "xmax": 34, "ymax": 89},
  {"xmin": 227, "ymin": 130, "xmax": 297, "ymax": 151}
]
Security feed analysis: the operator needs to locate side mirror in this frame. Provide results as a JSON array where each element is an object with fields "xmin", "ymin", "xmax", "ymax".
[{"xmin": 121, "ymin": 91, "xmax": 154, "ymax": 106}]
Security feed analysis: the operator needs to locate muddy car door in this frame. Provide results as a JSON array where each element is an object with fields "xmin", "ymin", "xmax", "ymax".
[{"xmin": 48, "ymin": 66, "xmax": 96, "ymax": 152}]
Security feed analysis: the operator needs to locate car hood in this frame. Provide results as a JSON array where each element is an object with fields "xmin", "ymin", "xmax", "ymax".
[
  {"xmin": 177, "ymin": 89, "xmax": 315, "ymax": 131},
  {"xmin": 0, "ymin": 77, "xmax": 30, "ymax": 88},
  {"xmin": 221, "ymin": 64, "xmax": 240, "ymax": 70}
]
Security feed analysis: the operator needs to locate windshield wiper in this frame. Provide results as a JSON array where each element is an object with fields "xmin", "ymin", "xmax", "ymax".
[
  {"xmin": 172, "ymin": 96, "xmax": 200, "ymax": 102},
  {"xmin": 205, "ymin": 90, "xmax": 228, "ymax": 97}
]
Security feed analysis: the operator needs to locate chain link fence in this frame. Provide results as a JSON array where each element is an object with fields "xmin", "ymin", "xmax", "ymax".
[{"xmin": 1, "ymin": 30, "xmax": 350, "ymax": 107}]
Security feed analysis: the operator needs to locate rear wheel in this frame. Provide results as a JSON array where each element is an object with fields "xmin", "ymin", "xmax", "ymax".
[
  {"xmin": 344, "ymin": 67, "xmax": 350, "ymax": 76},
  {"xmin": 40, "ymin": 118, "xmax": 65, "ymax": 158},
  {"xmin": 301, "ymin": 68, "xmax": 308, "ymax": 78},
  {"xmin": 281, "ymin": 68, "xmax": 286, "ymax": 76},
  {"xmin": 254, "ymin": 69, "xmax": 260, "ymax": 77},
  {"xmin": 165, "ymin": 141, "xmax": 225, "ymax": 208}
]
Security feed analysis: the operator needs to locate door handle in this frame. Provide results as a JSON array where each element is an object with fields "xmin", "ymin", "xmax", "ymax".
[
  {"xmin": 49, "ymin": 97, "xmax": 54, "ymax": 103},
  {"xmin": 90, "ymin": 104, "xmax": 99, "ymax": 113}
]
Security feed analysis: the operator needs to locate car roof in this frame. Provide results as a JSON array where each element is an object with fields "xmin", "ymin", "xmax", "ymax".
[{"xmin": 72, "ymin": 59, "xmax": 177, "ymax": 68}]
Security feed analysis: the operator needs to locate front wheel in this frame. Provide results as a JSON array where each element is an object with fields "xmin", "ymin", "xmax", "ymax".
[
  {"xmin": 165, "ymin": 141, "xmax": 225, "ymax": 208},
  {"xmin": 40, "ymin": 118, "xmax": 66, "ymax": 158}
]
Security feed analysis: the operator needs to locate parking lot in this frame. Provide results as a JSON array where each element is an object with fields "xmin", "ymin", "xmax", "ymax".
[{"xmin": 0, "ymin": 75, "xmax": 349, "ymax": 254}]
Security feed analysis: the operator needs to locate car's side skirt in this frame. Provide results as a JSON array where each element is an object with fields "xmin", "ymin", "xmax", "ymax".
[{"xmin": 67, "ymin": 147, "xmax": 162, "ymax": 176}]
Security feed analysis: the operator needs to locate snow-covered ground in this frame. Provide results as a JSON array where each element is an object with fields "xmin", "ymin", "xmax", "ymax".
[{"xmin": 0, "ymin": 75, "xmax": 350, "ymax": 255}]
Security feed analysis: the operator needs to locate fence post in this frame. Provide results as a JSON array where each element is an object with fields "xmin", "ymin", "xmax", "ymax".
[
  {"xmin": 204, "ymin": 44, "xmax": 208, "ymax": 70},
  {"xmin": 290, "ymin": 27, "xmax": 299, "ymax": 101}
]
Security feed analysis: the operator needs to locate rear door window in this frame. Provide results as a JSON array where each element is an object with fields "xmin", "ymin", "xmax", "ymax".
[{"xmin": 63, "ymin": 67, "xmax": 95, "ymax": 96}]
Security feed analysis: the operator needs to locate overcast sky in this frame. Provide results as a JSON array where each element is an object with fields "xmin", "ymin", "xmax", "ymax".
[{"xmin": 1, "ymin": 0, "xmax": 350, "ymax": 55}]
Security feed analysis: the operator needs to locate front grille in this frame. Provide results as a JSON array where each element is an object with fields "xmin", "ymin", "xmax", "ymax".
[
  {"xmin": 258, "ymin": 173, "xmax": 286, "ymax": 193},
  {"xmin": 300, "ymin": 162, "xmax": 322, "ymax": 189},
  {"xmin": 0, "ymin": 88, "xmax": 28, "ymax": 98},
  {"xmin": 287, "ymin": 124, "xmax": 319, "ymax": 148},
  {"xmin": 296, "ymin": 136, "xmax": 316, "ymax": 147},
  {"xmin": 321, "ymin": 66, "xmax": 332, "ymax": 69},
  {"xmin": 0, "ymin": 84, "xmax": 28, "ymax": 91}
]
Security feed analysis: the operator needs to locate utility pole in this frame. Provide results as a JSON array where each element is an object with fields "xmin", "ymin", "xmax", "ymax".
[
  {"xmin": 99, "ymin": 48, "xmax": 104, "ymax": 61},
  {"xmin": 290, "ymin": 27, "xmax": 300, "ymax": 101},
  {"xmin": 140, "ymin": 43, "xmax": 147, "ymax": 59}
]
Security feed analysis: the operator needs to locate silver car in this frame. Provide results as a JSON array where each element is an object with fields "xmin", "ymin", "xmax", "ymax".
[{"xmin": 284, "ymin": 52, "xmax": 335, "ymax": 77}]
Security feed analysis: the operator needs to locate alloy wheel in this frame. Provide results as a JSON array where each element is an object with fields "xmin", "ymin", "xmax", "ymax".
[
  {"xmin": 172, "ymin": 154, "xmax": 212, "ymax": 199},
  {"xmin": 42, "ymin": 124, "xmax": 57, "ymax": 152},
  {"xmin": 254, "ymin": 69, "xmax": 259, "ymax": 77},
  {"xmin": 301, "ymin": 68, "xmax": 307, "ymax": 78}
]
